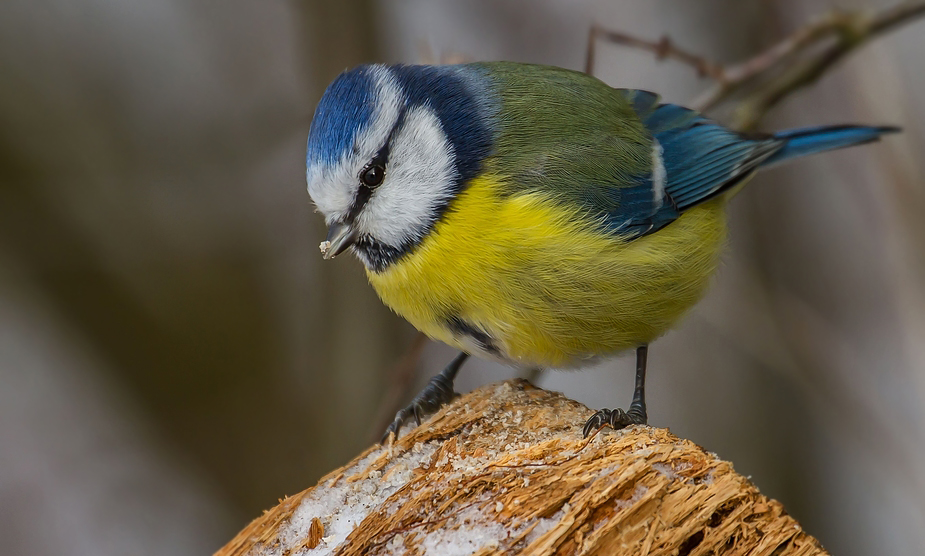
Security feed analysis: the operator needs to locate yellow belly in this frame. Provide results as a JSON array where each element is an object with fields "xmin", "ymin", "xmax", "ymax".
[{"xmin": 366, "ymin": 173, "xmax": 728, "ymax": 368}]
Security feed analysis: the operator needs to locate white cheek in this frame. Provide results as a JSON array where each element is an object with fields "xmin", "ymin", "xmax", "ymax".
[
  {"xmin": 306, "ymin": 65, "xmax": 404, "ymax": 222},
  {"xmin": 357, "ymin": 105, "xmax": 457, "ymax": 246}
]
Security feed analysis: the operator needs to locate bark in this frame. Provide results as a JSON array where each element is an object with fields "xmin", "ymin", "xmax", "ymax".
[{"xmin": 216, "ymin": 380, "xmax": 827, "ymax": 556}]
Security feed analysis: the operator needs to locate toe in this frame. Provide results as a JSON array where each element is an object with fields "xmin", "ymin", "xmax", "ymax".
[
  {"xmin": 582, "ymin": 409, "xmax": 610, "ymax": 437},
  {"xmin": 607, "ymin": 408, "xmax": 631, "ymax": 430},
  {"xmin": 381, "ymin": 407, "xmax": 413, "ymax": 443}
]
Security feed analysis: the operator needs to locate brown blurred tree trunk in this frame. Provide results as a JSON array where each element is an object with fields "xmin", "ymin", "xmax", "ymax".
[{"xmin": 292, "ymin": 0, "xmax": 416, "ymax": 477}]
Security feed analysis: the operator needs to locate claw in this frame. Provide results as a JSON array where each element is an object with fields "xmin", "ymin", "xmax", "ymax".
[
  {"xmin": 380, "ymin": 352, "xmax": 469, "ymax": 443},
  {"xmin": 582, "ymin": 345, "xmax": 650, "ymax": 438},
  {"xmin": 381, "ymin": 407, "xmax": 411, "ymax": 444},
  {"xmin": 582, "ymin": 407, "xmax": 645, "ymax": 437},
  {"xmin": 380, "ymin": 375, "xmax": 459, "ymax": 442},
  {"xmin": 582, "ymin": 410, "xmax": 606, "ymax": 437}
]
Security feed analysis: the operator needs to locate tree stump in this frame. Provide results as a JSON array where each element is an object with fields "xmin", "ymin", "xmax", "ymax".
[{"xmin": 216, "ymin": 379, "xmax": 827, "ymax": 555}]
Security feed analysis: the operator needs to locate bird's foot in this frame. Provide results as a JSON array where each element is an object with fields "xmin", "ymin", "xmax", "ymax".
[
  {"xmin": 382, "ymin": 372, "xmax": 459, "ymax": 443},
  {"xmin": 582, "ymin": 406, "xmax": 647, "ymax": 438}
]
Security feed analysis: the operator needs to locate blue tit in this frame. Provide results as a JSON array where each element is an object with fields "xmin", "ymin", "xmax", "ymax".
[{"xmin": 305, "ymin": 62, "xmax": 898, "ymax": 439}]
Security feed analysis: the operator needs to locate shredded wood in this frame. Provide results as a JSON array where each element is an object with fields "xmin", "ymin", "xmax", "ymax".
[{"xmin": 216, "ymin": 379, "xmax": 827, "ymax": 556}]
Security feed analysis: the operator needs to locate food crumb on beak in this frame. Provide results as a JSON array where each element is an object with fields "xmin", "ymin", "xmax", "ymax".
[{"xmin": 319, "ymin": 240, "xmax": 332, "ymax": 256}]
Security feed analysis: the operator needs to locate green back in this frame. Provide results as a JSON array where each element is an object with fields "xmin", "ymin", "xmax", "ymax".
[{"xmin": 471, "ymin": 62, "xmax": 655, "ymax": 213}]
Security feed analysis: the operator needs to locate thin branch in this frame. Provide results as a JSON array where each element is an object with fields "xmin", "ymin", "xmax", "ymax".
[
  {"xmin": 871, "ymin": 0, "xmax": 925, "ymax": 33},
  {"xmin": 585, "ymin": 24, "xmax": 724, "ymax": 79},
  {"xmin": 729, "ymin": 1, "xmax": 925, "ymax": 130},
  {"xmin": 587, "ymin": 1, "xmax": 925, "ymax": 130},
  {"xmin": 691, "ymin": 12, "xmax": 848, "ymax": 111}
]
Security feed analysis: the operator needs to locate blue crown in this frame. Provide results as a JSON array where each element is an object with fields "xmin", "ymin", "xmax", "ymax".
[{"xmin": 306, "ymin": 66, "xmax": 377, "ymax": 168}]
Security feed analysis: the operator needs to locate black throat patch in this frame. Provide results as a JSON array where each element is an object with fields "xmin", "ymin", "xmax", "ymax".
[{"xmin": 353, "ymin": 64, "xmax": 496, "ymax": 274}]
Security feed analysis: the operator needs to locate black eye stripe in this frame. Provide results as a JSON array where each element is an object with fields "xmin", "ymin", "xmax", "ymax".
[
  {"xmin": 344, "ymin": 110, "xmax": 405, "ymax": 223},
  {"xmin": 347, "ymin": 181, "xmax": 374, "ymax": 223},
  {"xmin": 359, "ymin": 141, "xmax": 390, "ymax": 182},
  {"xmin": 371, "ymin": 141, "xmax": 391, "ymax": 168}
]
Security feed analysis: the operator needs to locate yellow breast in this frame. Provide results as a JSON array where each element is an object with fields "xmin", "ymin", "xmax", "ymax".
[{"xmin": 366, "ymin": 173, "xmax": 728, "ymax": 368}]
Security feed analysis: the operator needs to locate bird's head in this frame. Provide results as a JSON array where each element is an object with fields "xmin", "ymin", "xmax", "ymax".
[{"xmin": 306, "ymin": 64, "xmax": 494, "ymax": 272}]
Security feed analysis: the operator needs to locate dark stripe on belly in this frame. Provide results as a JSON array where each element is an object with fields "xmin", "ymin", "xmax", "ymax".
[{"xmin": 447, "ymin": 316, "xmax": 500, "ymax": 356}]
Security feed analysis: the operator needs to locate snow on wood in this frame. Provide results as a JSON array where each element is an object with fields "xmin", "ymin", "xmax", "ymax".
[{"xmin": 216, "ymin": 379, "xmax": 827, "ymax": 555}]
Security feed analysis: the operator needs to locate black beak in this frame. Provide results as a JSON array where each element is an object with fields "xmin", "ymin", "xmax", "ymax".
[{"xmin": 319, "ymin": 222, "xmax": 359, "ymax": 259}]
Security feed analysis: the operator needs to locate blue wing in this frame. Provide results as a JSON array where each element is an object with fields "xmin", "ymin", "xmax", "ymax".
[
  {"xmin": 606, "ymin": 91, "xmax": 781, "ymax": 240},
  {"xmin": 607, "ymin": 90, "xmax": 898, "ymax": 241}
]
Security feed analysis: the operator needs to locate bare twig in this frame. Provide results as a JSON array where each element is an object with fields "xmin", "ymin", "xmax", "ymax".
[
  {"xmin": 728, "ymin": 1, "xmax": 925, "ymax": 130},
  {"xmin": 587, "ymin": 1, "xmax": 925, "ymax": 129},
  {"xmin": 585, "ymin": 25, "xmax": 724, "ymax": 79}
]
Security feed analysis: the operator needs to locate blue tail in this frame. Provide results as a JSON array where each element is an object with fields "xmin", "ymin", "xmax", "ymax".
[
  {"xmin": 616, "ymin": 93, "xmax": 901, "ymax": 241},
  {"xmin": 763, "ymin": 125, "xmax": 900, "ymax": 167}
]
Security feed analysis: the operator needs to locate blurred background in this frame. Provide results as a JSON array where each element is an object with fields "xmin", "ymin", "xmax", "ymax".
[{"xmin": 1, "ymin": 0, "xmax": 923, "ymax": 554}]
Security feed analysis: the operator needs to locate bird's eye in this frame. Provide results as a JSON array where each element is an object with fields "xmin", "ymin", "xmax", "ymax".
[{"xmin": 361, "ymin": 164, "xmax": 385, "ymax": 188}]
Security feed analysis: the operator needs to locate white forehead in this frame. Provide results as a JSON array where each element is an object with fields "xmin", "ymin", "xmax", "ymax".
[{"xmin": 306, "ymin": 66, "xmax": 403, "ymax": 223}]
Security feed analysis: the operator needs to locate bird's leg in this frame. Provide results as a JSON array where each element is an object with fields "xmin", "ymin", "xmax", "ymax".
[
  {"xmin": 582, "ymin": 345, "xmax": 648, "ymax": 437},
  {"xmin": 382, "ymin": 352, "xmax": 469, "ymax": 442}
]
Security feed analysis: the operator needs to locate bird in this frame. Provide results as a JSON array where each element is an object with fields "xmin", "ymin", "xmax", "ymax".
[{"xmin": 305, "ymin": 61, "xmax": 898, "ymax": 440}]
